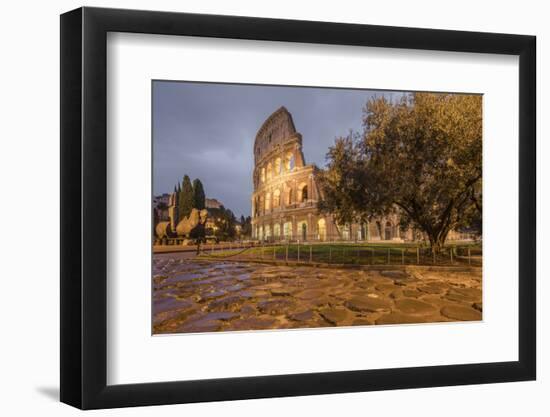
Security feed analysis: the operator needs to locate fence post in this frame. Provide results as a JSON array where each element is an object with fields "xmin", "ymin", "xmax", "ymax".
[
  {"xmin": 309, "ymin": 245, "xmax": 312, "ymax": 263},
  {"xmin": 273, "ymin": 246, "xmax": 276, "ymax": 260},
  {"xmin": 261, "ymin": 244, "xmax": 264, "ymax": 260},
  {"xmin": 297, "ymin": 243, "xmax": 300, "ymax": 262},
  {"xmin": 357, "ymin": 249, "xmax": 360, "ymax": 264},
  {"xmin": 401, "ymin": 249, "xmax": 405, "ymax": 265},
  {"xmin": 416, "ymin": 247, "xmax": 420, "ymax": 264},
  {"xmin": 371, "ymin": 248, "xmax": 374, "ymax": 265},
  {"xmin": 387, "ymin": 248, "xmax": 390, "ymax": 264},
  {"xmin": 285, "ymin": 244, "xmax": 289, "ymax": 263},
  {"xmin": 450, "ymin": 247, "xmax": 453, "ymax": 264},
  {"xmin": 468, "ymin": 247, "xmax": 471, "ymax": 265},
  {"xmin": 329, "ymin": 247, "xmax": 332, "ymax": 264}
]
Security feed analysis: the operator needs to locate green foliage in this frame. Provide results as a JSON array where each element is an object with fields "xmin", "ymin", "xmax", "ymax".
[
  {"xmin": 192, "ymin": 178, "xmax": 206, "ymax": 210},
  {"xmin": 240, "ymin": 215, "xmax": 252, "ymax": 238},
  {"xmin": 179, "ymin": 175, "xmax": 194, "ymax": 219},
  {"xmin": 318, "ymin": 92, "xmax": 482, "ymax": 252},
  {"xmin": 208, "ymin": 206, "xmax": 237, "ymax": 241}
]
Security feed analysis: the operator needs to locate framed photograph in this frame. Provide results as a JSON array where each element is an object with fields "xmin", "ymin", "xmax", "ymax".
[{"xmin": 60, "ymin": 6, "xmax": 536, "ymax": 409}]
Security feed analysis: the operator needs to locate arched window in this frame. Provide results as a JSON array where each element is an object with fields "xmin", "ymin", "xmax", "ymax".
[
  {"xmin": 298, "ymin": 183, "xmax": 308, "ymax": 202},
  {"xmin": 284, "ymin": 152, "xmax": 295, "ymax": 172},
  {"xmin": 341, "ymin": 224, "xmax": 350, "ymax": 240},
  {"xmin": 265, "ymin": 192, "xmax": 271, "ymax": 211},
  {"xmin": 274, "ymin": 223, "xmax": 281, "ymax": 238},
  {"xmin": 317, "ymin": 218, "xmax": 327, "ymax": 241},
  {"xmin": 266, "ymin": 163, "xmax": 273, "ymax": 181},
  {"xmin": 261, "ymin": 167, "xmax": 265, "ymax": 183},
  {"xmin": 264, "ymin": 225, "xmax": 271, "ymax": 239},
  {"xmin": 298, "ymin": 221, "xmax": 308, "ymax": 241},
  {"xmin": 275, "ymin": 158, "xmax": 282, "ymax": 175},
  {"xmin": 384, "ymin": 221, "xmax": 392, "ymax": 240},
  {"xmin": 273, "ymin": 189, "xmax": 281, "ymax": 208},
  {"xmin": 283, "ymin": 222, "xmax": 293, "ymax": 239},
  {"xmin": 285, "ymin": 187, "xmax": 293, "ymax": 206},
  {"xmin": 259, "ymin": 195, "xmax": 264, "ymax": 214}
]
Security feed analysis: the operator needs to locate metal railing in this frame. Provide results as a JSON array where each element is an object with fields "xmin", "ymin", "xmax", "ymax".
[{"xmin": 197, "ymin": 240, "xmax": 482, "ymax": 267}]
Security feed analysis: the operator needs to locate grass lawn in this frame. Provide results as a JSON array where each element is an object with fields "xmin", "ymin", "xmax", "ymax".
[{"xmin": 199, "ymin": 241, "xmax": 482, "ymax": 266}]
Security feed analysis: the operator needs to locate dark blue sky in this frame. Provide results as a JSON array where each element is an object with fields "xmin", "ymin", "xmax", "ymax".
[{"xmin": 152, "ymin": 81, "xmax": 400, "ymax": 218}]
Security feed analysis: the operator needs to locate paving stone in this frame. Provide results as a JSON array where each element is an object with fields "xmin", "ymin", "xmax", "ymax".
[
  {"xmin": 441, "ymin": 305, "xmax": 482, "ymax": 321},
  {"xmin": 270, "ymin": 287, "xmax": 295, "ymax": 296},
  {"xmin": 352, "ymin": 318, "xmax": 374, "ymax": 326},
  {"xmin": 472, "ymin": 302, "xmax": 483, "ymax": 312},
  {"xmin": 417, "ymin": 282, "xmax": 449, "ymax": 294},
  {"xmin": 376, "ymin": 312, "xmax": 430, "ymax": 325},
  {"xmin": 402, "ymin": 289, "xmax": 422, "ymax": 298},
  {"xmin": 380, "ymin": 270, "xmax": 409, "ymax": 279},
  {"xmin": 394, "ymin": 298, "xmax": 438, "ymax": 316},
  {"xmin": 258, "ymin": 299, "xmax": 296, "ymax": 314},
  {"xmin": 294, "ymin": 289, "xmax": 326, "ymax": 300},
  {"xmin": 319, "ymin": 307, "xmax": 352, "ymax": 325},
  {"xmin": 231, "ymin": 316, "xmax": 278, "ymax": 330},
  {"xmin": 289, "ymin": 310, "xmax": 315, "ymax": 322},
  {"xmin": 153, "ymin": 259, "xmax": 483, "ymax": 333},
  {"xmin": 445, "ymin": 287, "xmax": 482, "ymax": 302},
  {"xmin": 375, "ymin": 283, "xmax": 401, "ymax": 293},
  {"xmin": 345, "ymin": 297, "xmax": 392, "ymax": 313},
  {"xmin": 179, "ymin": 319, "xmax": 222, "ymax": 333}
]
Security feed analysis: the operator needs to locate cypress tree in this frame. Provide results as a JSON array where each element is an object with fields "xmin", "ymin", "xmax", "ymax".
[
  {"xmin": 192, "ymin": 178, "xmax": 206, "ymax": 210},
  {"xmin": 179, "ymin": 175, "xmax": 194, "ymax": 219}
]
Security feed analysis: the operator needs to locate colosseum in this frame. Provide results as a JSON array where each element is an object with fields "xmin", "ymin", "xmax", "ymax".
[{"xmin": 251, "ymin": 106, "xmax": 406, "ymax": 243}]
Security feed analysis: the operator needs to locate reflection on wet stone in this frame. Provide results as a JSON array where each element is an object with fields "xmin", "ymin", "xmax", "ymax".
[{"xmin": 152, "ymin": 258, "xmax": 482, "ymax": 334}]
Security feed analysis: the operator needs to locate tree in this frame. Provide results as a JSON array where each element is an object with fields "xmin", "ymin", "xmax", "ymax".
[
  {"xmin": 192, "ymin": 178, "xmax": 206, "ymax": 210},
  {"xmin": 318, "ymin": 92, "xmax": 482, "ymax": 253},
  {"xmin": 189, "ymin": 223, "xmax": 206, "ymax": 255},
  {"xmin": 209, "ymin": 206, "xmax": 237, "ymax": 241},
  {"xmin": 179, "ymin": 175, "xmax": 194, "ymax": 219}
]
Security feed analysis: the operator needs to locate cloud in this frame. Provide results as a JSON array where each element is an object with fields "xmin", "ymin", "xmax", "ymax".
[{"xmin": 153, "ymin": 81, "xmax": 394, "ymax": 217}]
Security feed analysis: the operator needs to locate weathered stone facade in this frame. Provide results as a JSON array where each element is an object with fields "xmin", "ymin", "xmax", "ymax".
[{"xmin": 251, "ymin": 107, "xmax": 404, "ymax": 242}]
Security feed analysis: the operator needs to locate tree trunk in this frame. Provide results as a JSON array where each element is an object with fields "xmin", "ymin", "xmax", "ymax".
[{"xmin": 428, "ymin": 230, "xmax": 448, "ymax": 255}]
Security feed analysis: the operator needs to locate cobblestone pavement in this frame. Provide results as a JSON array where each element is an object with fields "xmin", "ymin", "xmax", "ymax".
[{"xmin": 153, "ymin": 258, "xmax": 482, "ymax": 334}]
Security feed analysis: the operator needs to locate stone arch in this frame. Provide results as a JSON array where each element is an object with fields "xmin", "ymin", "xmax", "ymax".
[
  {"xmin": 283, "ymin": 221, "xmax": 293, "ymax": 239},
  {"xmin": 384, "ymin": 221, "xmax": 393, "ymax": 240},
  {"xmin": 317, "ymin": 218, "xmax": 327, "ymax": 241},
  {"xmin": 273, "ymin": 188, "xmax": 281, "ymax": 208},
  {"xmin": 274, "ymin": 223, "xmax": 281, "ymax": 239},
  {"xmin": 266, "ymin": 162, "xmax": 273, "ymax": 181},
  {"xmin": 265, "ymin": 192, "xmax": 271, "ymax": 211},
  {"xmin": 284, "ymin": 186, "xmax": 293, "ymax": 206},
  {"xmin": 298, "ymin": 182, "xmax": 308, "ymax": 202},
  {"xmin": 340, "ymin": 224, "xmax": 350, "ymax": 240},
  {"xmin": 297, "ymin": 220, "xmax": 308, "ymax": 241},
  {"xmin": 259, "ymin": 195, "xmax": 265, "ymax": 215},
  {"xmin": 284, "ymin": 152, "xmax": 295, "ymax": 172},
  {"xmin": 261, "ymin": 167, "xmax": 266, "ymax": 183},
  {"xmin": 274, "ymin": 157, "xmax": 282, "ymax": 175}
]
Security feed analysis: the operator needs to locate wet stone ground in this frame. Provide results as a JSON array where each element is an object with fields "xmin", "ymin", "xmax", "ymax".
[{"xmin": 153, "ymin": 258, "xmax": 482, "ymax": 334}]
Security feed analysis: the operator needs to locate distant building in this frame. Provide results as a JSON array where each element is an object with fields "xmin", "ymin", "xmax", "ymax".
[
  {"xmin": 205, "ymin": 198, "xmax": 223, "ymax": 209},
  {"xmin": 153, "ymin": 193, "xmax": 170, "ymax": 221}
]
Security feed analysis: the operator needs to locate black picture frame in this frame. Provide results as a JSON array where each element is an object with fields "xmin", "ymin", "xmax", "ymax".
[{"xmin": 60, "ymin": 6, "xmax": 536, "ymax": 410}]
